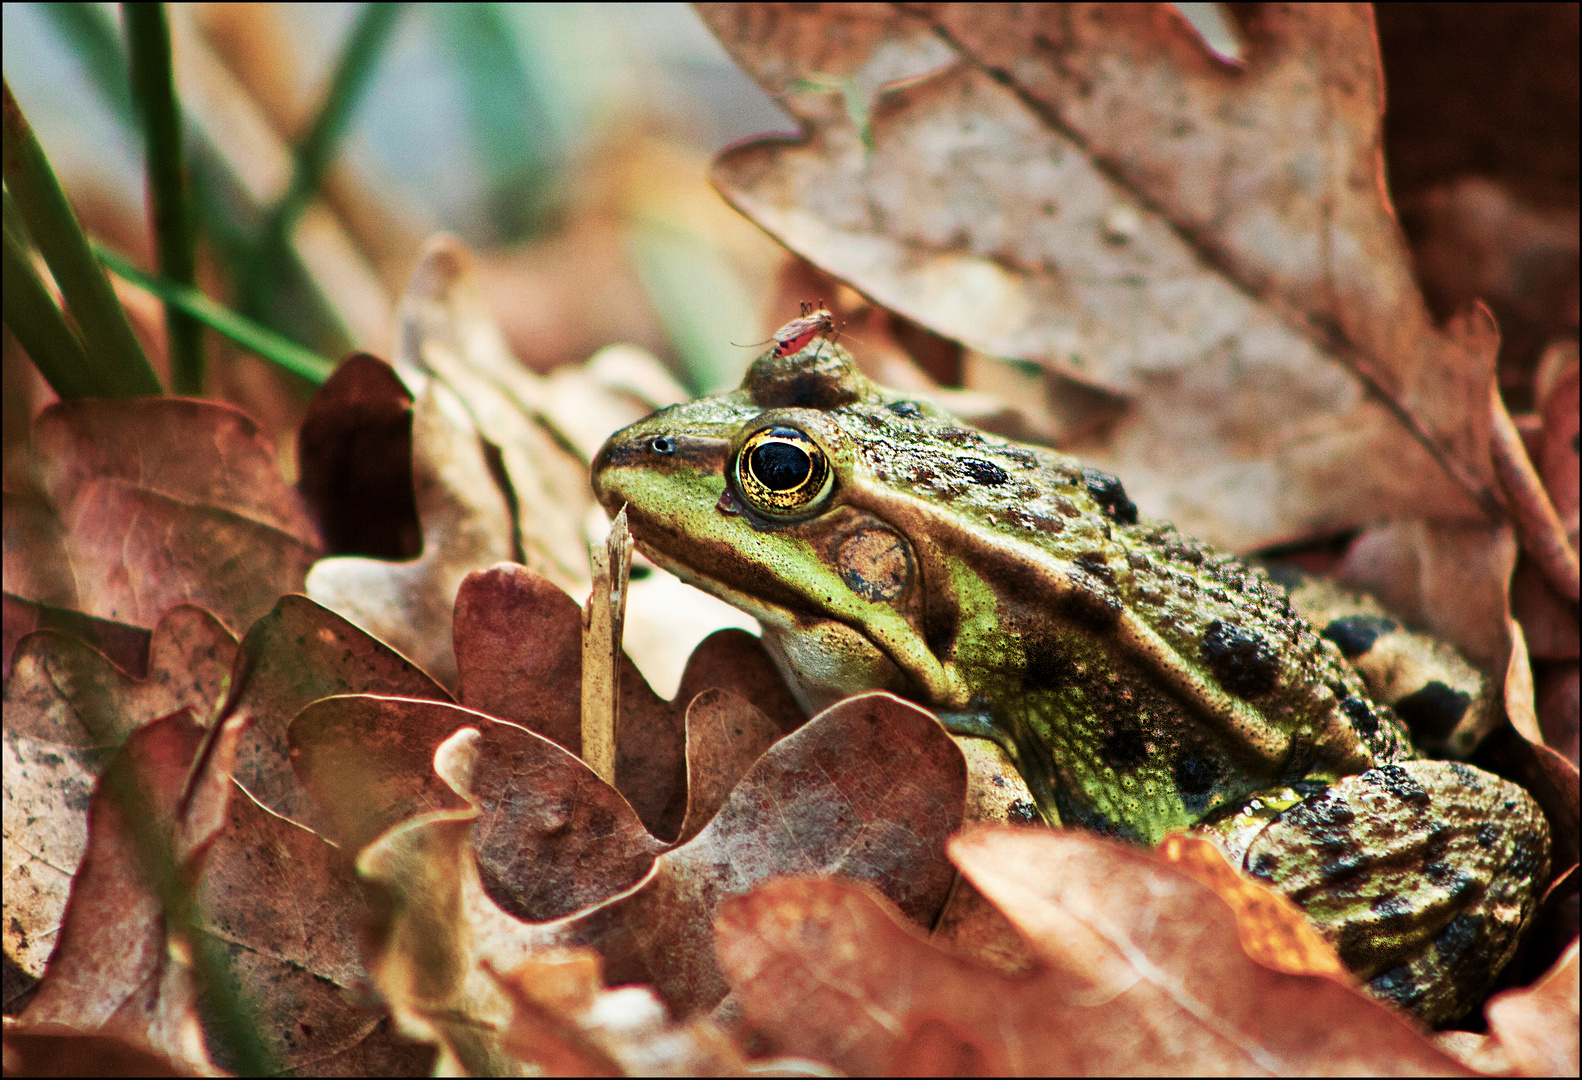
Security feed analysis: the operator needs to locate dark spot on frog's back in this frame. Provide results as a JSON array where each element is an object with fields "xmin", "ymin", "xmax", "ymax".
[
  {"xmin": 1376, "ymin": 763, "xmax": 1431, "ymax": 807},
  {"xmin": 958, "ymin": 457, "xmax": 1009, "ymax": 486},
  {"xmin": 1081, "ymin": 466, "xmax": 1138, "ymax": 525},
  {"xmin": 1321, "ymin": 615, "xmax": 1398, "ymax": 658},
  {"xmin": 1100, "ymin": 717, "xmax": 1149, "ymax": 771},
  {"xmin": 1393, "ymin": 681, "xmax": 1471, "ymax": 741},
  {"xmin": 1200, "ymin": 619, "xmax": 1280, "ymax": 698},
  {"xmin": 1172, "ymin": 754, "xmax": 1218, "ymax": 796},
  {"xmin": 1339, "ymin": 696, "xmax": 1379, "ymax": 737}
]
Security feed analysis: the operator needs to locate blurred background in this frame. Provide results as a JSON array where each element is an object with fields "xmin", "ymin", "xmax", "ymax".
[
  {"xmin": 3, "ymin": 3, "xmax": 806, "ymax": 482},
  {"xmin": 5, "ymin": 4, "xmax": 1576, "ymax": 476}
]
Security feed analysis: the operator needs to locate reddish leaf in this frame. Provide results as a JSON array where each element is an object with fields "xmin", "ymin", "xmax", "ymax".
[
  {"xmin": 452, "ymin": 563, "xmax": 803, "ymax": 839},
  {"xmin": 717, "ymin": 832, "xmax": 1467, "ymax": 1075},
  {"xmin": 296, "ymin": 352, "xmax": 421, "ymax": 561},
  {"xmin": 192, "ymin": 779, "xmax": 419, "ymax": 1074},
  {"xmin": 540, "ymin": 693, "xmax": 964, "ymax": 1016},
  {"xmin": 13, "ymin": 400, "xmax": 322, "ymax": 636},
  {"xmin": 291, "ymin": 697, "xmax": 663, "ymax": 920},
  {"xmin": 17, "ymin": 711, "xmax": 215, "ymax": 1072},
  {"xmin": 31, "ymin": 399, "xmax": 319, "ymax": 546},
  {"xmin": 4, "ymin": 608, "xmax": 236, "ymax": 995},
  {"xmin": 353, "ymin": 693, "xmax": 963, "ymax": 1068},
  {"xmin": 2, "ymin": 594, "xmax": 152, "ymax": 683},
  {"xmin": 2, "ymin": 493, "xmax": 76, "ymax": 611},
  {"xmin": 221, "ymin": 594, "xmax": 450, "ymax": 829},
  {"xmin": 674, "ymin": 688, "xmax": 785, "ymax": 845}
]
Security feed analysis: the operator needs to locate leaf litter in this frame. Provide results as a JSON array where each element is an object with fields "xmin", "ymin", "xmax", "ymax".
[{"xmin": 4, "ymin": 4, "xmax": 1579, "ymax": 1074}]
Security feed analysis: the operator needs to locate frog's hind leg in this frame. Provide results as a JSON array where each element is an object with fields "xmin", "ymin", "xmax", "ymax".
[
  {"xmin": 1269, "ymin": 569, "xmax": 1499, "ymax": 758},
  {"xmin": 1195, "ymin": 760, "xmax": 1549, "ymax": 1025}
]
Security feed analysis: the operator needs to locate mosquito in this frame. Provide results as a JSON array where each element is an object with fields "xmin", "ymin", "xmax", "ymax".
[{"xmin": 735, "ymin": 301, "xmax": 844, "ymax": 358}]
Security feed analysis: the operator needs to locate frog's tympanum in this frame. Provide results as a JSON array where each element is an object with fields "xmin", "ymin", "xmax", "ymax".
[{"xmin": 592, "ymin": 338, "xmax": 1549, "ymax": 1024}]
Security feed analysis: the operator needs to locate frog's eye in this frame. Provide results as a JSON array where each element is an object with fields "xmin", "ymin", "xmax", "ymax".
[{"xmin": 734, "ymin": 426, "xmax": 833, "ymax": 517}]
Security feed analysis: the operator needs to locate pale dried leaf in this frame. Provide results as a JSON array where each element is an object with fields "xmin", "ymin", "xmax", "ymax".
[{"xmin": 703, "ymin": 2, "xmax": 1499, "ymax": 549}]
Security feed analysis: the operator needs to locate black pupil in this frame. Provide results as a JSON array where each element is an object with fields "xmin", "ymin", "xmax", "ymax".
[{"xmin": 751, "ymin": 441, "xmax": 811, "ymax": 491}]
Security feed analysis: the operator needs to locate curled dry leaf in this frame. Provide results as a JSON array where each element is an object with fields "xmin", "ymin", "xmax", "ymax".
[
  {"xmin": 191, "ymin": 778, "xmax": 432, "ymax": 1075},
  {"xmin": 305, "ymin": 371, "xmax": 513, "ymax": 691},
  {"xmin": 1155, "ymin": 833, "xmax": 1347, "ymax": 979},
  {"xmin": 451, "ymin": 563, "xmax": 803, "ymax": 839},
  {"xmin": 3, "ymin": 607, "xmax": 236, "ymax": 997},
  {"xmin": 2, "ymin": 593, "xmax": 153, "ymax": 685},
  {"xmin": 703, "ymin": 2, "xmax": 1498, "ymax": 549},
  {"xmin": 16, "ymin": 712, "xmax": 217, "ymax": 1073},
  {"xmin": 219, "ymin": 593, "xmax": 451, "ymax": 829},
  {"xmin": 718, "ymin": 830, "xmax": 1467, "ymax": 1075},
  {"xmin": 394, "ymin": 235, "xmax": 594, "ymax": 595},
  {"xmin": 296, "ymin": 353, "xmax": 422, "ymax": 561},
  {"xmin": 351, "ymin": 691, "xmax": 964, "ymax": 1070},
  {"xmin": 292, "ymin": 697, "xmax": 664, "ymax": 921},
  {"xmin": 10, "ymin": 400, "xmax": 321, "ymax": 636}
]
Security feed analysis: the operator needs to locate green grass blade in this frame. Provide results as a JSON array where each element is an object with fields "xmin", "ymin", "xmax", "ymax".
[
  {"xmin": 3, "ymin": 80, "xmax": 163, "ymax": 397},
  {"xmin": 243, "ymin": 2, "xmax": 404, "ymax": 319},
  {"xmin": 124, "ymin": 2, "xmax": 204, "ymax": 395},
  {"xmin": 38, "ymin": 2, "xmax": 353, "ymax": 359},
  {"xmin": 3, "ymin": 222, "xmax": 97, "ymax": 399},
  {"xmin": 96, "ymin": 242, "xmax": 335, "ymax": 385}
]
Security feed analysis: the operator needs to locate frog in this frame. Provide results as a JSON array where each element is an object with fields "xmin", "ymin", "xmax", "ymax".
[{"xmin": 590, "ymin": 335, "xmax": 1550, "ymax": 1025}]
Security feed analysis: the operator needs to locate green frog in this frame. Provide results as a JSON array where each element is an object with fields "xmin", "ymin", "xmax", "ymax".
[{"xmin": 591, "ymin": 338, "xmax": 1549, "ymax": 1024}]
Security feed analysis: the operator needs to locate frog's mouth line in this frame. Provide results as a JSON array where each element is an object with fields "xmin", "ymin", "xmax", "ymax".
[{"xmin": 628, "ymin": 535, "xmax": 811, "ymax": 633}]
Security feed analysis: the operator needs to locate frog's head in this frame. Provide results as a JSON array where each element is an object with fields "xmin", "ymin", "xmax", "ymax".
[{"xmin": 592, "ymin": 341, "xmax": 975, "ymax": 712}]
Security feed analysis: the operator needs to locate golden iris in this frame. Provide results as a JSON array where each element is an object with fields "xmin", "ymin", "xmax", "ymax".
[{"xmin": 734, "ymin": 426, "xmax": 832, "ymax": 516}]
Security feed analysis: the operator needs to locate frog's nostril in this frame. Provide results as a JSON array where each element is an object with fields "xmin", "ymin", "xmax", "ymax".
[{"xmin": 650, "ymin": 435, "xmax": 675, "ymax": 455}]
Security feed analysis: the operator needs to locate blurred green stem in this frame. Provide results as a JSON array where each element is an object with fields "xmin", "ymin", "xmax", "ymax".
[
  {"xmin": 39, "ymin": 2, "xmax": 353, "ymax": 359},
  {"xmin": 3, "ymin": 215, "xmax": 96, "ymax": 399},
  {"xmin": 2, "ymin": 79, "xmax": 162, "ymax": 397},
  {"xmin": 97, "ymin": 241, "xmax": 335, "ymax": 385},
  {"xmin": 125, "ymin": 2, "xmax": 204, "ymax": 395},
  {"xmin": 242, "ymin": 2, "xmax": 403, "ymax": 320}
]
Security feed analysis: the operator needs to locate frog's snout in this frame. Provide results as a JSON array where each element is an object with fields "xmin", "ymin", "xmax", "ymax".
[{"xmin": 590, "ymin": 423, "xmax": 732, "ymax": 516}]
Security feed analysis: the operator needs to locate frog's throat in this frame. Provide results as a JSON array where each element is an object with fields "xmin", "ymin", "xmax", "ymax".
[
  {"xmin": 843, "ymin": 484, "xmax": 1306, "ymax": 775},
  {"xmin": 630, "ymin": 537, "xmax": 974, "ymax": 708}
]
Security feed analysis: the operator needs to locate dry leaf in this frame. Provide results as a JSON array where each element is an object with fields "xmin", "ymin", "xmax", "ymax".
[
  {"xmin": 450, "ymin": 563, "xmax": 803, "ymax": 839},
  {"xmin": 191, "ymin": 778, "xmax": 429, "ymax": 1075},
  {"xmin": 395, "ymin": 236, "xmax": 594, "ymax": 594},
  {"xmin": 296, "ymin": 353, "xmax": 421, "ymax": 560},
  {"xmin": 220, "ymin": 593, "xmax": 451, "ymax": 829},
  {"xmin": 717, "ymin": 830, "xmax": 1469, "ymax": 1075},
  {"xmin": 7, "ymin": 400, "xmax": 320, "ymax": 637},
  {"xmin": 291, "ymin": 696, "xmax": 664, "ymax": 920},
  {"xmin": 703, "ymin": 2, "xmax": 1498, "ymax": 549},
  {"xmin": 1, "ymin": 1021, "xmax": 203, "ymax": 1077},
  {"xmin": 2, "ymin": 600, "xmax": 149, "ymax": 696},
  {"xmin": 306, "ymin": 376, "xmax": 514, "ymax": 690},
  {"xmin": 3, "ymin": 607, "xmax": 236, "ymax": 996},
  {"xmin": 350, "ymin": 690, "xmax": 964, "ymax": 1071},
  {"xmin": 1488, "ymin": 937, "xmax": 1580, "ymax": 1077},
  {"xmin": 1442, "ymin": 939, "xmax": 1581, "ymax": 1077},
  {"xmin": 16, "ymin": 712, "xmax": 217, "ymax": 1073}
]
